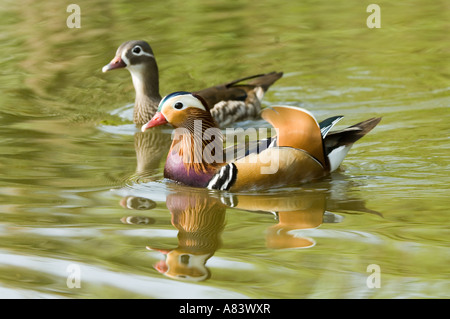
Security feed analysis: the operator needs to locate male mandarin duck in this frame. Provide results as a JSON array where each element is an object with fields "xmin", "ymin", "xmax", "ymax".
[
  {"xmin": 141, "ymin": 92, "xmax": 381, "ymax": 192},
  {"xmin": 102, "ymin": 40, "xmax": 283, "ymax": 127}
]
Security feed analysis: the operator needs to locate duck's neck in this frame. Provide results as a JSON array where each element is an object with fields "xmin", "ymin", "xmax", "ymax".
[
  {"xmin": 166, "ymin": 115, "xmax": 224, "ymax": 185},
  {"xmin": 128, "ymin": 62, "xmax": 161, "ymax": 124}
]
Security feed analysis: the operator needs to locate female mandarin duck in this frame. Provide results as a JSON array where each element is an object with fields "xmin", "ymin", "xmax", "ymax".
[
  {"xmin": 141, "ymin": 92, "xmax": 381, "ymax": 192},
  {"xmin": 102, "ymin": 40, "xmax": 282, "ymax": 127}
]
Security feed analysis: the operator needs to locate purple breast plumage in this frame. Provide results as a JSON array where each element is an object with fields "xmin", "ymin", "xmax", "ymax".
[{"xmin": 164, "ymin": 150, "xmax": 215, "ymax": 188}]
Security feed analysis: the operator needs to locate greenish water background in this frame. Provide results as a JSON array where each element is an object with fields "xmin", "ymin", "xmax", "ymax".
[{"xmin": 0, "ymin": 0, "xmax": 448, "ymax": 298}]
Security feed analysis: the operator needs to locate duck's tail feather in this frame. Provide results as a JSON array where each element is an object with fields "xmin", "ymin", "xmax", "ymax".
[
  {"xmin": 219, "ymin": 71, "xmax": 283, "ymax": 91},
  {"xmin": 324, "ymin": 117, "xmax": 382, "ymax": 172},
  {"xmin": 245, "ymin": 71, "xmax": 284, "ymax": 92},
  {"xmin": 325, "ymin": 117, "xmax": 382, "ymax": 149}
]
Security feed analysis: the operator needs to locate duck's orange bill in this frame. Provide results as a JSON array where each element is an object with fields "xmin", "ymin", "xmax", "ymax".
[
  {"xmin": 141, "ymin": 112, "xmax": 168, "ymax": 132},
  {"xmin": 102, "ymin": 56, "xmax": 126, "ymax": 72}
]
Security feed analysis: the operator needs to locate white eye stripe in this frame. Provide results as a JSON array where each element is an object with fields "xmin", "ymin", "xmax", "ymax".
[
  {"xmin": 142, "ymin": 52, "xmax": 154, "ymax": 58},
  {"xmin": 131, "ymin": 45, "xmax": 154, "ymax": 58},
  {"xmin": 164, "ymin": 95, "xmax": 206, "ymax": 112}
]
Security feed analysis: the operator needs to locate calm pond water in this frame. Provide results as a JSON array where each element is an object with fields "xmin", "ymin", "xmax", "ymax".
[{"xmin": 0, "ymin": 0, "xmax": 448, "ymax": 299}]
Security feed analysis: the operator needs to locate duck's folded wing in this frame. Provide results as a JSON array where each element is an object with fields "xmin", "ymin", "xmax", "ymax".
[{"xmin": 230, "ymin": 146, "xmax": 326, "ymax": 192}]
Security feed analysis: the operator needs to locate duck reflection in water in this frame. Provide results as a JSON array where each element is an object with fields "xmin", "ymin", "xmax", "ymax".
[
  {"xmin": 120, "ymin": 187, "xmax": 376, "ymax": 282},
  {"xmin": 147, "ymin": 190, "xmax": 226, "ymax": 282},
  {"xmin": 119, "ymin": 135, "xmax": 381, "ymax": 281},
  {"xmin": 119, "ymin": 195, "xmax": 157, "ymax": 225},
  {"xmin": 223, "ymin": 191, "xmax": 328, "ymax": 249},
  {"xmin": 132, "ymin": 128, "xmax": 172, "ymax": 181}
]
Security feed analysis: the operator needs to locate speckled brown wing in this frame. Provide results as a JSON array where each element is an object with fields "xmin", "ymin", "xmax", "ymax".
[
  {"xmin": 194, "ymin": 72, "xmax": 283, "ymax": 127},
  {"xmin": 194, "ymin": 72, "xmax": 283, "ymax": 107}
]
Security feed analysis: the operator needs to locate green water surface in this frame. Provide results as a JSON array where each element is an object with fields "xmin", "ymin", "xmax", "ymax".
[{"xmin": 0, "ymin": 0, "xmax": 448, "ymax": 298}]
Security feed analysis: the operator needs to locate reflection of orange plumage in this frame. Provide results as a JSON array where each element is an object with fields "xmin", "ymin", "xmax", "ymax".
[
  {"xmin": 147, "ymin": 190, "xmax": 225, "ymax": 281},
  {"xmin": 266, "ymin": 194, "xmax": 325, "ymax": 249},
  {"xmin": 226, "ymin": 192, "xmax": 326, "ymax": 249},
  {"xmin": 139, "ymin": 185, "xmax": 378, "ymax": 280}
]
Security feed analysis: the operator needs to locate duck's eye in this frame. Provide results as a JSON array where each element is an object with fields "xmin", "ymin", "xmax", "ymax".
[
  {"xmin": 180, "ymin": 254, "xmax": 190, "ymax": 265},
  {"xmin": 132, "ymin": 46, "xmax": 142, "ymax": 54},
  {"xmin": 174, "ymin": 102, "xmax": 184, "ymax": 110}
]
